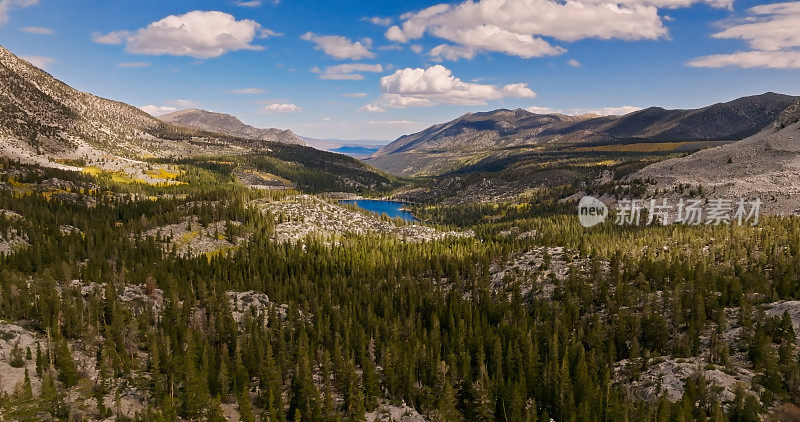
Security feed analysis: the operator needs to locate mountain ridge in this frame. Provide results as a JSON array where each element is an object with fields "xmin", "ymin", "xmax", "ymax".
[
  {"xmin": 0, "ymin": 44, "xmax": 396, "ymax": 192},
  {"xmin": 366, "ymin": 92, "xmax": 800, "ymax": 176},
  {"xmin": 159, "ymin": 109, "xmax": 306, "ymax": 146},
  {"xmin": 0, "ymin": 44, "xmax": 254, "ymax": 169},
  {"xmin": 634, "ymin": 98, "xmax": 800, "ymax": 214}
]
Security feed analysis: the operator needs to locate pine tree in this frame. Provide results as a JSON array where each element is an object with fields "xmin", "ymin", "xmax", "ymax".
[
  {"xmin": 239, "ymin": 391, "xmax": 257, "ymax": 422},
  {"xmin": 94, "ymin": 384, "xmax": 111, "ymax": 418},
  {"xmin": 361, "ymin": 357, "xmax": 380, "ymax": 411},
  {"xmin": 53, "ymin": 336, "xmax": 80, "ymax": 388},
  {"xmin": 288, "ymin": 331, "xmax": 322, "ymax": 421},
  {"xmin": 38, "ymin": 372, "xmax": 68, "ymax": 419},
  {"xmin": 432, "ymin": 361, "xmax": 459, "ymax": 421},
  {"xmin": 218, "ymin": 356, "xmax": 231, "ymax": 402},
  {"xmin": 345, "ymin": 378, "xmax": 366, "ymax": 422},
  {"xmin": 9, "ymin": 340, "xmax": 25, "ymax": 367},
  {"xmin": 207, "ymin": 395, "xmax": 227, "ymax": 422},
  {"xmin": 179, "ymin": 342, "xmax": 210, "ymax": 418},
  {"xmin": 34, "ymin": 342, "xmax": 45, "ymax": 376},
  {"xmin": 468, "ymin": 364, "xmax": 494, "ymax": 421}
]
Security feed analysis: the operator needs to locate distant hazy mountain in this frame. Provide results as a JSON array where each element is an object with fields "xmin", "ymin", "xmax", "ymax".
[
  {"xmin": 330, "ymin": 146, "xmax": 381, "ymax": 158},
  {"xmin": 160, "ymin": 109, "xmax": 306, "ymax": 146},
  {"xmin": 366, "ymin": 93, "xmax": 799, "ymax": 176},
  {"xmin": 300, "ymin": 136, "xmax": 386, "ymax": 153}
]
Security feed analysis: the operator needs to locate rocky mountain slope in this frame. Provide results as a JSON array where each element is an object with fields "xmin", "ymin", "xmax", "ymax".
[
  {"xmin": 366, "ymin": 93, "xmax": 799, "ymax": 176},
  {"xmin": 0, "ymin": 44, "xmax": 243, "ymax": 168},
  {"xmin": 159, "ymin": 109, "xmax": 306, "ymax": 146},
  {"xmin": 0, "ymin": 44, "xmax": 396, "ymax": 192},
  {"xmin": 635, "ymin": 100, "xmax": 800, "ymax": 213}
]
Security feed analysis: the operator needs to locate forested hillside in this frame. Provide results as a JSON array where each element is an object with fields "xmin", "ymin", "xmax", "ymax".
[{"xmin": 2, "ymin": 154, "xmax": 800, "ymax": 421}]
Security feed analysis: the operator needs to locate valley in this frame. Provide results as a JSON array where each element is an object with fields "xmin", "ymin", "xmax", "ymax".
[{"xmin": 2, "ymin": 41, "xmax": 800, "ymax": 422}]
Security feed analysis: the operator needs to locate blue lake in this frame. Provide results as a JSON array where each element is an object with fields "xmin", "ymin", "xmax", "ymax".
[{"xmin": 340, "ymin": 200, "xmax": 416, "ymax": 222}]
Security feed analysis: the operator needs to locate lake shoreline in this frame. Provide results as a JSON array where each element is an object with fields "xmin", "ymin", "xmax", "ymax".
[{"xmin": 339, "ymin": 199, "xmax": 418, "ymax": 222}]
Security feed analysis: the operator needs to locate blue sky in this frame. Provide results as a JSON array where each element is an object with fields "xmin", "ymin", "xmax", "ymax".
[{"xmin": 1, "ymin": 0, "xmax": 799, "ymax": 141}]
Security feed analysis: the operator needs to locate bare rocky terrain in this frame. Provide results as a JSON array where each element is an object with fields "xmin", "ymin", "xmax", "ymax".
[
  {"xmin": 227, "ymin": 290, "xmax": 289, "ymax": 331},
  {"xmin": 144, "ymin": 216, "xmax": 248, "ymax": 257},
  {"xmin": 0, "ymin": 322, "xmax": 42, "ymax": 395},
  {"xmin": 636, "ymin": 101, "xmax": 800, "ymax": 214},
  {"xmin": 489, "ymin": 246, "xmax": 603, "ymax": 299},
  {"xmin": 0, "ymin": 227, "xmax": 28, "ymax": 255},
  {"xmin": 614, "ymin": 355, "xmax": 755, "ymax": 403},
  {"xmin": 258, "ymin": 195, "xmax": 472, "ymax": 243},
  {"xmin": 366, "ymin": 402, "xmax": 427, "ymax": 421}
]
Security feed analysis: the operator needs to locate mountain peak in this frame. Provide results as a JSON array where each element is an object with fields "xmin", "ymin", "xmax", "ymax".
[
  {"xmin": 0, "ymin": 43, "xmax": 185, "ymax": 164},
  {"xmin": 159, "ymin": 109, "xmax": 306, "ymax": 146},
  {"xmin": 365, "ymin": 93, "xmax": 800, "ymax": 176}
]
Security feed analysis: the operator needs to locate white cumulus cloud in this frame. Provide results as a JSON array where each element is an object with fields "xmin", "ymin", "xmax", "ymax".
[
  {"xmin": 318, "ymin": 63, "xmax": 383, "ymax": 80},
  {"xmin": 92, "ymin": 31, "xmax": 128, "ymax": 45},
  {"xmin": 364, "ymin": 64, "xmax": 535, "ymax": 111},
  {"xmin": 525, "ymin": 106, "xmax": 562, "ymax": 114},
  {"xmin": 140, "ymin": 105, "xmax": 178, "ymax": 116},
  {"xmin": 575, "ymin": 105, "xmax": 642, "ymax": 116},
  {"xmin": 430, "ymin": 44, "xmax": 478, "ymax": 61},
  {"xmin": 228, "ymin": 88, "xmax": 267, "ymax": 94},
  {"xmin": 525, "ymin": 105, "xmax": 641, "ymax": 115},
  {"xmin": 689, "ymin": 50, "xmax": 800, "ymax": 69},
  {"xmin": 0, "ymin": 0, "xmax": 38, "ymax": 25},
  {"xmin": 386, "ymin": 0, "xmax": 731, "ymax": 60},
  {"xmin": 21, "ymin": 26, "xmax": 52, "ymax": 34},
  {"xmin": 688, "ymin": 1, "xmax": 800, "ymax": 69},
  {"xmin": 301, "ymin": 32, "xmax": 374, "ymax": 59},
  {"xmin": 93, "ymin": 11, "xmax": 276, "ymax": 59},
  {"xmin": 367, "ymin": 16, "xmax": 392, "ymax": 26},
  {"xmin": 167, "ymin": 99, "xmax": 198, "ymax": 107},
  {"xmin": 710, "ymin": 2, "xmax": 800, "ymax": 51},
  {"xmin": 263, "ymin": 103, "xmax": 301, "ymax": 113},
  {"xmin": 368, "ymin": 120, "xmax": 418, "ymax": 124}
]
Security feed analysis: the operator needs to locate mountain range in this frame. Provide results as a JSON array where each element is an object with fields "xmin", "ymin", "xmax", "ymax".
[
  {"xmin": 0, "ymin": 44, "xmax": 394, "ymax": 191},
  {"xmin": 298, "ymin": 136, "xmax": 387, "ymax": 156},
  {"xmin": 159, "ymin": 108, "xmax": 386, "ymax": 156},
  {"xmin": 0, "ymin": 44, "xmax": 260, "ymax": 169},
  {"xmin": 366, "ymin": 93, "xmax": 799, "ymax": 176},
  {"xmin": 5, "ymin": 39, "xmax": 800, "ymax": 209},
  {"xmin": 159, "ymin": 109, "xmax": 307, "ymax": 146}
]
